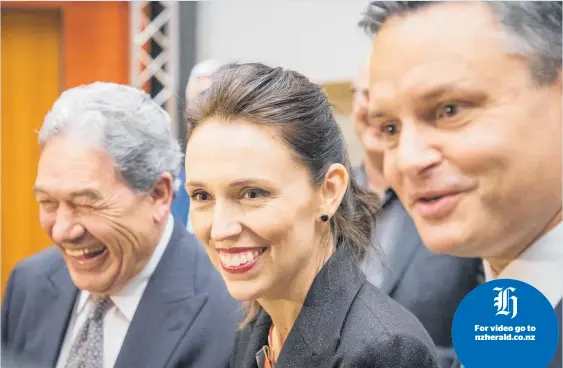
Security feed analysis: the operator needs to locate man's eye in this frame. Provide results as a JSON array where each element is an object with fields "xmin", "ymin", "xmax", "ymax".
[
  {"xmin": 191, "ymin": 191, "xmax": 211, "ymax": 201},
  {"xmin": 380, "ymin": 122, "xmax": 400, "ymax": 136},
  {"xmin": 76, "ymin": 204, "xmax": 95, "ymax": 211},
  {"xmin": 38, "ymin": 200, "xmax": 58, "ymax": 211},
  {"xmin": 241, "ymin": 188, "xmax": 270, "ymax": 200},
  {"xmin": 436, "ymin": 103, "xmax": 460, "ymax": 120}
]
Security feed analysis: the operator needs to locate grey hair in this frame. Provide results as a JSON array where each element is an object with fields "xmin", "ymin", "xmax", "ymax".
[
  {"xmin": 38, "ymin": 82, "xmax": 183, "ymax": 192},
  {"xmin": 359, "ymin": 1, "xmax": 562, "ymax": 85}
]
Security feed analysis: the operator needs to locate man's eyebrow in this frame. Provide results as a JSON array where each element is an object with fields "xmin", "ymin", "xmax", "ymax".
[
  {"xmin": 368, "ymin": 82, "xmax": 487, "ymax": 119},
  {"xmin": 368, "ymin": 111, "xmax": 387, "ymax": 120},
  {"xmin": 33, "ymin": 185, "xmax": 47, "ymax": 194},
  {"xmin": 417, "ymin": 83, "xmax": 480, "ymax": 101},
  {"xmin": 33, "ymin": 186, "xmax": 102, "ymax": 201},
  {"xmin": 69, "ymin": 189, "xmax": 103, "ymax": 200}
]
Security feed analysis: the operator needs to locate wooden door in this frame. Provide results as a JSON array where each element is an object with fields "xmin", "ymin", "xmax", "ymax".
[{"xmin": 1, "ymin": 10, "xmax": 62, "ymax": 294}]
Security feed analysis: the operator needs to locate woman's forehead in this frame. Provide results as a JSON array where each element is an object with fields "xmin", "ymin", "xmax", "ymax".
[{"xmin": 185, "ymin": 119, "xmax": 307, "ymax": 186}]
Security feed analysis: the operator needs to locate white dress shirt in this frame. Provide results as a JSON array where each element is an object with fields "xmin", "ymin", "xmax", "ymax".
[
  {"xmin": 483, "ymin": 222, "xmax": 563, "ymax": 307},
  {"xmin": 56, "ymin": 215, "xmax": 174, "ymax": 368}
]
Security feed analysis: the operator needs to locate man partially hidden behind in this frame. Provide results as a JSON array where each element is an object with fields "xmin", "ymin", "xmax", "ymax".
[
  {"xmin": 352, "ymin": 60, "xmax": 482, "ymax": 368},
  {"xmin": 359, "ymin": 2, "xmax": 562, "ymax": 367},
  {"xmin": 1, "ymin": 82, "xmax": 240, "ymax": 368}
]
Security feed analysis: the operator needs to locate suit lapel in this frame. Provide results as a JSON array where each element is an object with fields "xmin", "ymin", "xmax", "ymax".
[
  {"xmin": 41, "ymin": 264, "xmax": 78, "ymax": 366},
  {"xmin": 377, "ymin": 198, "xmax": 420, "ymax": 295},
  {"xmin": 114, "ymin": 222, "xmax": 207, "ymax": 368},
  {"xmin": 275, "ymin": 245, "xmax": 364, "ymax": 367}
]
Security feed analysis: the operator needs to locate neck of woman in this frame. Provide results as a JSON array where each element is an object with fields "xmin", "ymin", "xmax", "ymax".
[{"xmin": 258, "ymin": 238, "xmax": 335, "ymax": 359}]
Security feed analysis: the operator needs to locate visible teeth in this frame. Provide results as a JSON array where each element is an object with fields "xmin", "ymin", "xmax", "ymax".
[
  {"xmin": 219, "ymin": 249, "xmax": 263, "ymax": 267},
  {"xmin": 65, "ymin": 246, "xmax": 105, "ymax": 257}
]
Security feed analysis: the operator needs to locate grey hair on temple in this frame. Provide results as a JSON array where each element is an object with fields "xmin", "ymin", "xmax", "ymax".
[
  {"xmin": 358, "ymin": 1, "xmax": 562, "ymax": 85},
  {"xmin": 38, "ymin": 82, "xmax": 183, "ymax": 192}
]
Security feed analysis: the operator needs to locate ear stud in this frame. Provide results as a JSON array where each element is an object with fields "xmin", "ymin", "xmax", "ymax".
[{"xmin": 320, "ymin": 214, "xmax": 329, "ymax": 222}]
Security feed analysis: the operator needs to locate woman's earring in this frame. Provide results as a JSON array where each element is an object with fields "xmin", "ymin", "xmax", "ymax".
[{"xmin": 320, "ymin": 214, "xmax": 329, "ymax": 222}]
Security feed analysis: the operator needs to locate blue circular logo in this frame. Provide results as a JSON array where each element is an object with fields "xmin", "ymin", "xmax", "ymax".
[{"xmin": 452, "ymin": 279, "xmax": 559, "ymax": 368}]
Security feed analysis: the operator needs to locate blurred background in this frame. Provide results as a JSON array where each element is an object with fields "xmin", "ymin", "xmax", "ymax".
[{"xmin": 1, "ymin": 1, "xmax": 372, "ymax": 294}]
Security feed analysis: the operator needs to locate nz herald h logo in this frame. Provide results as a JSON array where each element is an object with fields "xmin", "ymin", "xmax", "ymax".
[{"xmin": 493, "ymin": 287, "xmax": 518, "ymax": 319}]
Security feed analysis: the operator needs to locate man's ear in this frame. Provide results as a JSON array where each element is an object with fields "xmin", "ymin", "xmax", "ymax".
[
  {"xmin": 319, "ymin": 163, "xmax": 349, "ymax": 218},
  {"xmin": 150, "ymin": 172, "xmax": 174, "ymax": 223}
]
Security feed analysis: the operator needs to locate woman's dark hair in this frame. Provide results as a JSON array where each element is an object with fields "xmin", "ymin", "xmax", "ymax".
[{"xmin": 184, "ymin": 62, "xmax": 380, "ymax": 326}]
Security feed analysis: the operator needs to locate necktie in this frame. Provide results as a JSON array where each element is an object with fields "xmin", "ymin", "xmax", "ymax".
[{"xmin": 65, "ymin": 297, "xmax": 113, "ymax": 368}]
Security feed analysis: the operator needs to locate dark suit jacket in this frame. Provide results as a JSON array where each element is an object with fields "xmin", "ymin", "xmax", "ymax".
[
  {"xmin": 1, "ymin": 220, "xmax": 242, "ymax": 368},
  {"xmin": 354, "ymin": 165, "xmax": 481, "ymax": 367},
  {"xmin": 547, "ymin": 300, "xmax": 562, "ymax": 368},
  {"xmin": 230, "ymin": 244, "xmax": 440, "ymax": 368}
]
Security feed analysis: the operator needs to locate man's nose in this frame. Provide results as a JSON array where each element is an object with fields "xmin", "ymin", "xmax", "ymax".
[
  {"xmin": 51, "ymin": 207, "xmax": 85, "ymax": 244},
  {"xmin": 395, "ymin": 122, "xmax": 442, "ymax": 177}
]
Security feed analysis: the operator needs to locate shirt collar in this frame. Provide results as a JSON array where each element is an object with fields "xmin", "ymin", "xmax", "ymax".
[
  {"xmin": 75, "ymin": 214, "xmax": 175, "ymax": 320},
  {"xmin": 382, "ymin": 188, "xmax": 396, "ymax": 207},
  {"xmin": 356, "ymin": 162, "xmax": 395, "ymax": 207},
  {"xmin": 483, "ymin": 221, "xmax": 563, "ymax": 307}
]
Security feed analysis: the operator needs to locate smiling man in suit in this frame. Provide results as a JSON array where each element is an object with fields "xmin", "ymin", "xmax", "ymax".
[
  {"xmin": 352, "ymin": 60, "xmax": 482, "ymax": 368},
  {"xmin": 359, "ymin": 2, "xmax": 562, "ymax": 367},
  {"xmin": 1, "ymin": 82, "xmax": 241, "ymax": 368}
]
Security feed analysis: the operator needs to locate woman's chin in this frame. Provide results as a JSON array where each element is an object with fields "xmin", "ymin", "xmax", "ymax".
[{"xmin": 226, "ymin": 283, "xmax": 265, "ymax": 302}]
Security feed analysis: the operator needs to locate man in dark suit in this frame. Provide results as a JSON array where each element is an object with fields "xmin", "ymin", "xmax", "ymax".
[
  {"xmin": 1, "ymin": 82, "xmax": 241, "ymax": 368},
  {"xmin": 351, "ymin": 62, "xmax": 481, "ymax": 368},
  {"xmin": 359, "ymin": 2, "xmax": 562, "ymax": 367}
]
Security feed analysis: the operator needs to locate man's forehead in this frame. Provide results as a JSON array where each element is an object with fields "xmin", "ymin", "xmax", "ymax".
[
  {"xmin": 369, "ymin": 2, "xmax": 501, "ymax": 69},
  {"xmin": 37, "ymin": 140, "xmax": 121, "ymax": 190},
  {"xmin": 367, "ymin": 3, "xmax": 507, "ymax": 105}
]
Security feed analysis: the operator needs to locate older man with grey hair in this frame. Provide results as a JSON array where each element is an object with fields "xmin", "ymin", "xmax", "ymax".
[
  {"xmin": 1, "ymin": 82, "xmax": 240, "ymax": 368},
  {"xmin": 359, "ymin": 2, "xmax": 562, "ymax": 368}
]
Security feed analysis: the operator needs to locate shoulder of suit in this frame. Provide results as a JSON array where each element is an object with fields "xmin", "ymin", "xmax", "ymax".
[
  {"xmin": 170, "ymin": 223, "xmax": 228, "ymax": 287},
  {"xmin": 10, "ymin": 245, "xmax": 64, "ymax": 280},
  {"xmin": 170, "ymin": 224, "xmax": 209, "ymax": 265},
  {"xmin": 348, "ymin": 282, "xmax": 436, "ymax": 344},
  {"xmin": 339, "ymin": 284, "xmax": 438, "ymax": 365}
]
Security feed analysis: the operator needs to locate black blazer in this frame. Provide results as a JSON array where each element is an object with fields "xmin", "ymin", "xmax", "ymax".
[
  {"xmin": 2, "ymin": 220, "xmax": 242, "ymax": 368},
  {"xmin": 230, "ymin": 244, "xmax": 440, "ymax": 368}
]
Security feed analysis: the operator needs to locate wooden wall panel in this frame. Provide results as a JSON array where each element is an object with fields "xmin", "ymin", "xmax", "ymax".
[
  {"xmin": 62, "ymin": 2, "xmax": 129, "ymax": 88},
  {"xmin": 1, "ymin": 1, "xmax": 130, "ymax": 89},
  {"xmin": 1, "ymin": 9, "xmax": 62, "ymax": 294}
]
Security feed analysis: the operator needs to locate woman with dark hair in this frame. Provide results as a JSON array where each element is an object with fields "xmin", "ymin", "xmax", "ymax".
[{"xmin": 184, "ymin": 63, "xmax": 439, "ymax": 368}]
